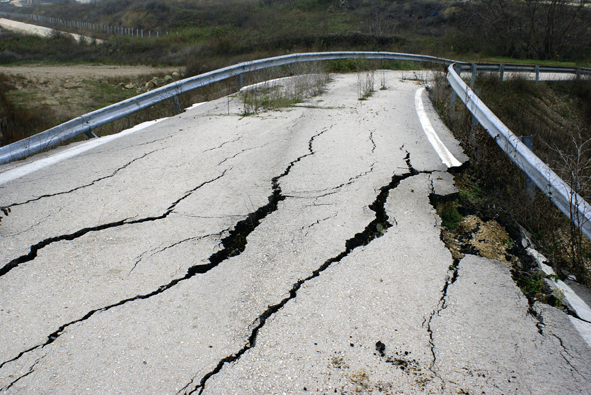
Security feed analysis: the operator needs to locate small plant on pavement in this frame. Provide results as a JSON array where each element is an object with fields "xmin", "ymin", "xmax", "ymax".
[{"xmin": 357, "ymin": 69, "xmax": 375, "ymax": 100}]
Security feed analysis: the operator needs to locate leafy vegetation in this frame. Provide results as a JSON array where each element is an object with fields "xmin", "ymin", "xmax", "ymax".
[{"xmin": 441, "ymin": 204, "xmax": 463, "ymax": 230}]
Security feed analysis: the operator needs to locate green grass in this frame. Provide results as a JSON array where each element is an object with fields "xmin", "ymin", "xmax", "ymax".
[
  {"xmin": 79, "ymin": 81, "xmax": 138, "ymax": 111},
  {"xmin": 476, "ymin": 57, "xmax": 582, "ymax": 67},
  {"xmin": 441, "ymin": 203, "xmax": 463, "ymax": 230},
  {"xmin": 5, "ymin": 90, "xmax": 40, "ymax": 105},
  {"xmin": 459, "ymin": 183, "xmax": 482, "ymax": 203}
]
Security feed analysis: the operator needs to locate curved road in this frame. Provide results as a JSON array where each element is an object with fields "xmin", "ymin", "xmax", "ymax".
[{"xmin": 1, "ymin": 72, "xmax": 590, "ymax": 394}]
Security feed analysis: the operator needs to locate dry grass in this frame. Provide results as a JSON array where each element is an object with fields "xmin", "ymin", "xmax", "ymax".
[
  {"xmin": 430, "ymin": 71, "xmax": 591, "ymax": 286},
  {"xmin": 239, "ymin": 62, "xmax": 330, "ymax": 115}
]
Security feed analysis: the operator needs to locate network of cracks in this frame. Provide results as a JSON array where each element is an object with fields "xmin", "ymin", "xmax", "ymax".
[{"xmin": 0, "ymin": 127, "xmax": 554, "ymax": 394}]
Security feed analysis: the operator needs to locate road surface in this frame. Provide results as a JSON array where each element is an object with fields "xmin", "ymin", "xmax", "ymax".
[{"xmin": 1, "ymin": 71, "xmax": 590, "ymax": 394}]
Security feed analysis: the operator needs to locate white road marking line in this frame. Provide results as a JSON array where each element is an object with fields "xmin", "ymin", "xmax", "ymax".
[
  {"xmin": 0, "ymin": 118, "xmax": 166, "ymax": 186},
  {"xmin": 568, "ymin": 316, "xmax": 591, "ymax": 349},
  {"xmin": 415, "ymin": 87, "xmax": 462, "ymax": 168}
]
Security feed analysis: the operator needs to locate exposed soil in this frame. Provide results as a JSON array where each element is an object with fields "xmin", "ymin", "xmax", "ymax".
[
  {"xmin": 0, "ymin": 64, "xmax": 181, "ymax": 81},
  {"xmin": 0, "ymin": 64, "xmax": 183, "ymax": 127}
]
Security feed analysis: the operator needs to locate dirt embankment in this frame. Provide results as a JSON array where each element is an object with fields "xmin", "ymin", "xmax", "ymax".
[
  {"xmin": 0, "ymin": 65, "xmax": 184, "ymax": 144},
  {"xmin": 0, "ymin": 64, "xmax": 182, "ymax": 81}
]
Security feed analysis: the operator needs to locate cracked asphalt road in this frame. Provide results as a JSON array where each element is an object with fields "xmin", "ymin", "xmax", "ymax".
[{"xmin": 1, "ymin": 71, "xmax": 590, "ymax": 394}]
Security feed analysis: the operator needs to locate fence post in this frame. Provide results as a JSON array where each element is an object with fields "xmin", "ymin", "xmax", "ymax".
[
  {"xmin": 469, "ymin": 63, "xmax": 477, "ymax": 89},
  {"xmin": 520, "ymin": 135, "xmax": 536, "ymax": 201},
  {"xmin": 449, "ymin": 64, "xmax": 462, "ymax": 107},
  {"xmin": 471, "ymin": 88, "xmax": 481, "ymax": 130},
  {"xmin": 499, "ymin": 64, "xmax": 505, "ymax": 84}
]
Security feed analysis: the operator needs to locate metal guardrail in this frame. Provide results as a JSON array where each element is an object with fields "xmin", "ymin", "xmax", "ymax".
[
  {"xmin": 1, "ymin": 50, "xmax": 590, "ymax": 238},
  {"xmin": 0, "ymin": 52, "xmax": 452, "ymax": 165},
  {"xmin": 447, "ymin": 64, "xmax": 591, "ymax": 240}
]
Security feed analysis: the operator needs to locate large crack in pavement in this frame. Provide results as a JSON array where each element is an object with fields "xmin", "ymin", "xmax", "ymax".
[
  {"xmin": 0, "ymin": 127, "xmax": 330, "ymax": 379},
  {"xmin": 0, "ymin": 170, "xmax": 228, "ymax": 278},
  {"xmin": 419, "ymin": 178, "xmax": 463, "ymax": 388},
  {"xmin": 180, "ymin": 151, "xmax": 425, "ymax": 395},
  {"xmin": 2, "ymin": 150, "xmax": 159, "ymax": 208},
  {"xmin": 0, "ymin": 171, "xmax": 230, "ymax": 371},
  {"xmin": 206, "ymin": 128, "xmax": 329, "ymax": 266}
]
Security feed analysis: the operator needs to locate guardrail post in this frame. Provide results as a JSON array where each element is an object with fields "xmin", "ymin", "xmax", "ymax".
[
  {"xmin": 84, "ymin": 131, "xmax": 98, "ymax": 139},
  {"xmin": 535, "ymin": 65, "xmax": 540, "ymax": 87},
  {"xmin": 499, "ymin": 64, "xmax": 505, "ymax": 84},
  {"xmin": 471, "ymin": 88, "xmax": 481, "ymax": 132},
  {"xmin": 449, "ymin": 64, "xmax": 462, "ymax": 107},
  {"xmin": 520, "ymin": 135, "xmax": 536, "ymax": 201},
  {"xmin": 469, "ymin": 63, "xmax": 477, "ymax": 89},
  {"xmin": 238, "ymin": 74, "xmax": 243, "ymax": 90},
  {"xmin": 172, "ymin": 96, "xmax": 183, "ymax": 115},
  {"xmin": 576, "ymin": 68, "xmax": 581, "ymax": 80}
]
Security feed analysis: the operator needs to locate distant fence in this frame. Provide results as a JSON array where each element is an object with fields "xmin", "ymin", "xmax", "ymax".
[
  {"xmin": 0, "ymin": 11, "xmax": 165, "ymax": 38},
  {"xmin": 0, "ymin": 51, "xmax": 590, "ymax": 239}
]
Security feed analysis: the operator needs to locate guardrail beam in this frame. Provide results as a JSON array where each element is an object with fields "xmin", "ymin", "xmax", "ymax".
[
  {"xmin": 0, "ymin": 50, "xmax": 590, "ymax": 241},
  {"xmin": 447, "ymin": 63, "xmax": 591, "ymax": 240}
]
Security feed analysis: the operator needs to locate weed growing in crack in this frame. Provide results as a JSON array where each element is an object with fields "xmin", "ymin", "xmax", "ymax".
[
  {"xmin": 459, "ymin": 182, "xmax": 482, "ymax": 203},
  {"xmin": 240, "ymin": 62, "xmax": 330, "ymax": 115},
  {"xmin": 440, "ymin": 201, "xmax": 463, "ymax": 230},
  {"xmin": 357, "ymin": 69, "xmax": 375, "ymax": 100},
  {"xmin": 380, "ymin": 71, "xmax": 387, "ymax": 90}
]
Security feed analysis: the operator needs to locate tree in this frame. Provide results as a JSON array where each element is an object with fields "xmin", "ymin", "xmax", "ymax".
[{"xmin": 464, "ymin": 0, "xmax": 591, "ymax": 60}]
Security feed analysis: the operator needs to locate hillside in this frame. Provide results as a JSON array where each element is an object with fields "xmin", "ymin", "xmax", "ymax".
[{"xmin": 0, "ymin": 0, "xmax": 589, "ymax": 70}]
